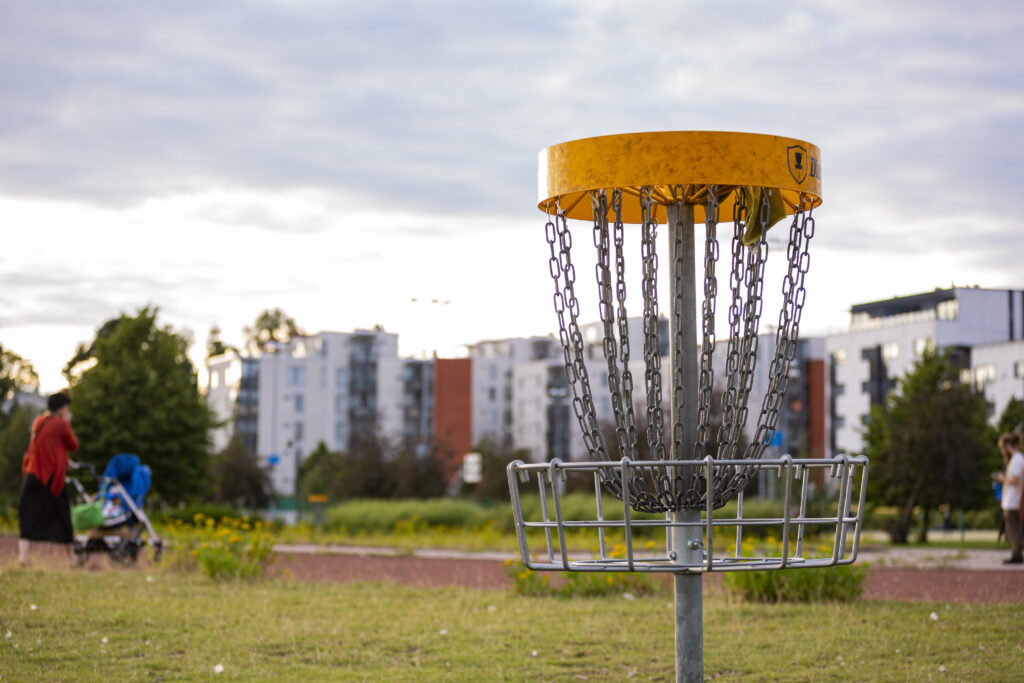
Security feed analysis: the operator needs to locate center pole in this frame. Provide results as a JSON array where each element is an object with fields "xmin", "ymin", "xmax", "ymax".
[{"xmin": 668, "ymin": 200, "xmax": 704, "ymax": 683}]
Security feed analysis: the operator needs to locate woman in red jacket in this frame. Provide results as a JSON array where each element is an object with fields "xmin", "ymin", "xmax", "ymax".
[{"xmin": 18, "ymin": 390, "xmax": 79, "ymax": 566}]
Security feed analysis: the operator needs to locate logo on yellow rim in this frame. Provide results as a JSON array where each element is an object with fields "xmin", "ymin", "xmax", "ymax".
[{"xmin": 787, "ymin": 145, "xmax": 808, "ymax": 184}]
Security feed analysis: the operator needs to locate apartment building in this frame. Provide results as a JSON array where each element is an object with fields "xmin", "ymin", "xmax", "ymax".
[
  {"xmin": 206, "ymin": 328, "xmax": 403, "ymax": 496},
  {"xmin": 467, "ymin": 335, "xmax": 558, "ymax": 449},
  {"xmin": 826, "ymin": 287, "xmax": 1024, "ymax": 456}
]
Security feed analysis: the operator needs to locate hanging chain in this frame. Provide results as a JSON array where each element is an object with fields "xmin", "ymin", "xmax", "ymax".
[
  {"xmin": 545, "ymin": 185, "xmax": 815, "ymax": 514},
  {"xmin": 613, "ymin": 190, "xmax": 639, "ymax": 457},
  {"xmin": 746, "ymin": 194, "xmax": 815, "ymax": 461},
  {"xmin": 640, "ymin": 188, "xmax": 666, "ymax": 462},
  {"xmin": 695, "ymin": 185, "xmax": 719, "ymax": 459},
  {"xmin": 546, "ymin": 203, "xmax": 608, "ymax": 464},
  {"xmin": 593, "ymin": 191, "xmax": 636, "ymax": 463}
]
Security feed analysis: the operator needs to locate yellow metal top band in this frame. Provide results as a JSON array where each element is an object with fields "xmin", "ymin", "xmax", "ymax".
[{"xmin": 538, "ymin": 131, "xmax": 821, "ymax": 224}]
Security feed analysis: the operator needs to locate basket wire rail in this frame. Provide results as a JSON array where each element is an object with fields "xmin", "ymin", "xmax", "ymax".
[{"xmin": 508, "ymin": 454, "xmax": 868, "ymax": 574}]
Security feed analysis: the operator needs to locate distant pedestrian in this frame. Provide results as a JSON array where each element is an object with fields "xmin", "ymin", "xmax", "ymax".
[
  {"xmin": 994, "ymin": 432, "xmax": 1024, "ymax": 565},
  {"xmin": 17, "ymin": 390, "xmax": 79, "ymax": 566}
]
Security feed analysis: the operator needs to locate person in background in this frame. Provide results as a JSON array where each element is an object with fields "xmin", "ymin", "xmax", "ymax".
[
  {"xmin": 994, "ymin": 432, "xmax": 1024, "ymax": 565},
  {"xmin": 17, "ymin": 390, "xmax": 79, "ymax": 566}
]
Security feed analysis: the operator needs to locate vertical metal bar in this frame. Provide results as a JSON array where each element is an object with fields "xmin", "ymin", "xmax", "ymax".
[
  {"xmin": 621, "ymin": 458, "xmax": 636, "ymax": 572},
  {"xmin": 507, "ymin": 461, "xmax": 532, "ymax": 567},
  {"xmin": 668, "ymin": 199, "xmax": 703, "ymax": 683},
  {"xmin": 779, "ymin": 456, "xmax": 793, "ymax": 569},
  {"xmin": 537, "ymin": 469, "xmax": 555, "ymax": 564},
  {"xmin": 735, "ymin": 490, "xmax": 744, "ymax": 558},
  {"xmin": 594, "ymin": 470, "xmax": 608, "ymax": 560},
  {"xmin": 550, "ymin": 460, "xmax": 571, "ymax": 570},
  {"xmin": 795, "ymin": 464, "xmax": 810, "ymax": 558}
]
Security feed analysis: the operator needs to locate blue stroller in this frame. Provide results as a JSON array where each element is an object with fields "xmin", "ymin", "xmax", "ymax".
[{"xmin": 68, "ymin": 454, "xmax": 163, "ymax": 565}]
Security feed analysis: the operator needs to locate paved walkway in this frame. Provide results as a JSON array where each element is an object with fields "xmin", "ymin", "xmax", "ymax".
[{"xmin": 274, "ymin": 542, "xmax": 1024, "ymax": 572}]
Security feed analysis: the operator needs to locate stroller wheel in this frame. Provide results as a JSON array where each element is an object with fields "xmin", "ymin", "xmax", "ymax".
[
  {"xmin": 110, "ymin": 538, "xmax": 140, "ymax": 566},
  {"xmin": 73, "ymin": 542, "xmax": 88, "ymax": 567}
]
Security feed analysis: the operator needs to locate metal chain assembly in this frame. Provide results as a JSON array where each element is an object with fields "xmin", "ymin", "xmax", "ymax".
[{"xmin": 546, "ymin": 186, "xmax": 814, "ymax": 513}]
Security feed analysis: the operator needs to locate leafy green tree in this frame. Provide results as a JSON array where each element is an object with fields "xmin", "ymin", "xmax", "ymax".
[
  {"xmin": 298, "ymin": 441, "xmax": 348, "ymax": 499},
  {"xmin": 997, "ymin": 396, "xmax": 1024, "ymax": 436},
  {"xmin": 464, "ymin": 436, "xmax": 531, "ymax": 502},
  {"xmin": 243, "ymin": 308, "xmax": 302, "ymax": 353},
  {"xmin": 0, "ymin": 345, "xmax": 40, "ymax": 506},
  {"xmin": 69, "ymin": 307, "xmax": 217, "ymax": 504},
  {"xmin": 0, "ymin": 403, "xmax": 36, "ymax": 507},
  {"xmin": 1, "ymin": 344, "xmax": 39, "ymax": 415},
  {"xmin": 862, "ymin": 348, "xmax": 994, "ymax": 543},
  {"xmin": 206, "ymin": 325, "xmax": 231, "ymax": 359},
  {"xmin": 209, "ymin": 436, "xmax": 272, "ymax": 508},
  {"xmin": 388, "ymin": 443, "xmax": 447, "ymax": 499}
]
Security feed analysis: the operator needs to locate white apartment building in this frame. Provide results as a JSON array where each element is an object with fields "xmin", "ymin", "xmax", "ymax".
[
  {"xmin": 971, "ymin": 339, "xmax": 1024, "ymax": 424},
  {"xmin": 826, "ymin": 287, "xmax": 1024, "ymax": 456},
  {"xmin": 206, "ymin": 328, "xmax": 403, "ymax": 497},
  {"xmin": 468, "ymin": 335, "xmax": 557, "ymax": 449}
]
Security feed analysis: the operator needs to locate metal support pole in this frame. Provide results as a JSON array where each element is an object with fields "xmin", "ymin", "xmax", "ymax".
[{"xmin": 669, "ymin": 200, "xmax": 703, "ymax": 683}]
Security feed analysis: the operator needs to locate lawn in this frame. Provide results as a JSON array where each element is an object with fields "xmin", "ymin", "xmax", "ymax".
[{"xmin": 1, "ymin": 566, "xmax": 1020, "ymax": 681}]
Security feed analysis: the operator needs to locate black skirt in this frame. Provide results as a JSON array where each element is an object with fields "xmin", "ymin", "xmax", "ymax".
[{"xmin": 18, "ymin": 473, "xmax": 74, "ymax": 544}]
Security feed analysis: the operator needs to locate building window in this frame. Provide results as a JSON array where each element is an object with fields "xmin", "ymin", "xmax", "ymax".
[
  {"xmin": 831, "ymin": 349, "xmax": 847, "ymax": 366},
  {"xmin": 936, "ymin": 299, "xmax": 959, "ymax": 321},
  {"xmin": 488, "ymin": 387, "xmax": 497, "ymax": 401},
  {"xmin": 336, "ymin": 368, "xmax": 347, "ymax": 387},
  {"xmin": 833, "ymin": 415, "xmax": 845, "ymax": 429},
  {"xmin": 294, "ymin": 394, "xmax": 304, "ymax": 414},
  {"xmin": 974, "ymin": 364, "xmax": 996, "ymax": 391},
  {"xmin": 1014, "ymin": 361, "xmax": 1024, "ymax": 378},
  {"xmin": 913, "ymin": 337, "xmax": 933, "ymax": 356},
  {"xmin": 287, "ymin": 366, "xmax": 306, "ymax": 387},
  {"xmin": 294, "ymin": 422, "xmax": 304, "ymax": 441},
  {"xmin": 335, "ymin": 421, "xmax": 346, "ymax": 443},
  {"xmin": 882, "ymin": 341, "xmax": 900, "ymax": 361},
  {"xmin": 336, "ymin": 394, "xmax": 345, "ymax": 414}
]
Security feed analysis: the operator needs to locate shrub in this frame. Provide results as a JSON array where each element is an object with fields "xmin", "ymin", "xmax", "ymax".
[
  {"xmin": 723, "ymin": 538, "xmax": 869, "ymax": 603},
  {"xmin": 325, "ymin": 498, "xmax": 502, "ymax": 533},
  {"xmin": 505, "ymin": 543, "xmax": 665, "ymax": 598},
  {"xmin": 161, "ymin": 513, "xmax": 275, "ymax": 580}
]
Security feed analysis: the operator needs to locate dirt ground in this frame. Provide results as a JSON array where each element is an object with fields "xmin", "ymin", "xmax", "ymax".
[{"xmin": 4, "ymin": 536, "xmax": 1022, "ymax": 604}]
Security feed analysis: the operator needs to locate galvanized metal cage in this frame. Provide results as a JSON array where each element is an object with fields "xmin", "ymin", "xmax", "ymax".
[{"xmin": 508, "ymin": 454, "xmax": 868, "ymax": 573}]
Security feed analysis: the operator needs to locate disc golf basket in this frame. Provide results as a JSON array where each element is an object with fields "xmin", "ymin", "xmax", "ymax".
[{"xmin": 506, "ymin": 131, "xmax": 868, "ymax": 682}]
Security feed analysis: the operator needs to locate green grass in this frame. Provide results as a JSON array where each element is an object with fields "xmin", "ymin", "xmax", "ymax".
[{"xmin": 1, "ymin": 567, "xmax": 1021, "ymax": 681}]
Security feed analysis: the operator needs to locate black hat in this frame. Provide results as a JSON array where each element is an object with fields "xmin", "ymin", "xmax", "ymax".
[{"xmin": 47, "ymin": 392, "xmax": 71, "ymax": 412}]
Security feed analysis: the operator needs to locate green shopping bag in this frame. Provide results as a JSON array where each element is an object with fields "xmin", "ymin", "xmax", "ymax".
[{"xmin": 72, "ymin": 501, "xmax": 104, "ymax": 531}]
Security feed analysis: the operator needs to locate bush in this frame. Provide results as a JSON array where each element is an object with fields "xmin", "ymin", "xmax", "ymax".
[
  {"xmin": 151, "ymin": 503, "xmax": 242, "ymax": 526},
  {"xmin": 161, "ymin": 513, "xmax": 275, "ymax": 580},
  {"xmin": 723, "ymin": 538, "xmax": 870, "ymax": 603},
  {"xmin": 504, "ymin": 551, "xmax": 665, "ymax": 599},
  {"xmin": 325, "ymin": 498, "xmax": 504, "ymax": 534}
]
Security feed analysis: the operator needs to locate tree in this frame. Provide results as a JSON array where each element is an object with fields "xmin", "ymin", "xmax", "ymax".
[
  {"xmin": 464, "ymin": 436, "xmax": 531, "ymax": 502},
  {"xmin": 209, "ymin": 436, "xmax": 272, "ymax": 508},
  {"xmin": 69, "ymin": 307, "xmax": 217, "ymax": 504},
  {"xmin": 997, "ymin": 396, "xmax": 1024, "ymax": 437},
  {"xmin": 0, "ymin": 344, "xmax": 39, "ymax": 413},
  {"xmin": 863, "ymin": 348, "xmax": 994, "ymax": 543},
  {"xmin": 206, "ymin": 325, "xmax": 231, "ymax": 359},
  {"xmin": 243, "ymin": 308, "xmax": 302, "ymax": 353},
  {"xmin": 0, "ymin": 403, "xmax": 35, "ymax": 507}
]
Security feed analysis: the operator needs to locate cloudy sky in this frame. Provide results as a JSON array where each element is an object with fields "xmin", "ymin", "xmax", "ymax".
[{"xmin": 1, "ymin": 0, "xmax": 1021, "ymax": 392}]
